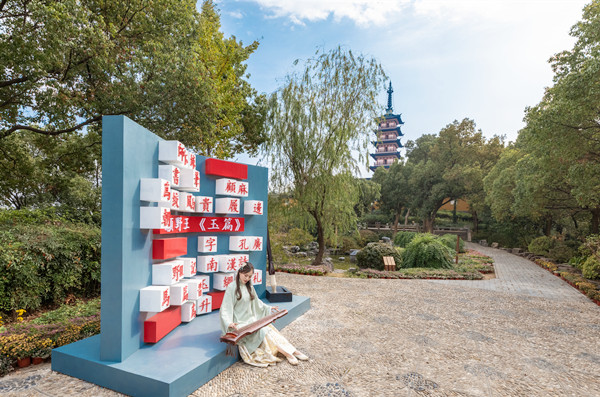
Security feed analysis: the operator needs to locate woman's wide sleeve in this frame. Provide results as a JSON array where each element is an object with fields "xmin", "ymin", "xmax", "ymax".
[
  {"xmin": 219, "ymin": 285, "xmax": 235, "ymax": 335},
  {"xmin": 252, "ymin": 285, "xmax": 272, "ymax": 318}
]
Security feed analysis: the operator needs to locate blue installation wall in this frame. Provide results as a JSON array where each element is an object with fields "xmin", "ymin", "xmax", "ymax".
[
  {"xmin": 51, "ymin": 116, "xmax": 310, "ymax": 397},
  {"xmin": 99, "ymin": 115, "xmax": 268, "ymax": 361}
]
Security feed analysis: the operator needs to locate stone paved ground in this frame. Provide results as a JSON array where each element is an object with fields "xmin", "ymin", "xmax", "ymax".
[{"xmin": 2, "ymin": 243, "xmax": 599, "ymax": 396}]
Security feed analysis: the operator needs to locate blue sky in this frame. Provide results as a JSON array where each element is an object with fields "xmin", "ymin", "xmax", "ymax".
[{"xmin": 212, "ymin": 0, "xmax": 589, "ymax": 173}]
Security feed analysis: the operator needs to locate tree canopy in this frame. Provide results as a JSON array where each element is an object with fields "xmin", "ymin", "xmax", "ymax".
[
  {"xmin": 265, "ymin": 46, "xmax": 387, "ymax": 265},
  {"xmin": 0, "ymin": 0, "xmax": 265, "ymax": 212},
  {"xmin": 0, "ymin": 0, "xmax": 265, "ymax": 157}
]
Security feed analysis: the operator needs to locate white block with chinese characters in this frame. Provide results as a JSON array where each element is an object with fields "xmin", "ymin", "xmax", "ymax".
[
  {"xmin": 185, "ymin": 279, "xmax": 203, "ymax": 300},
  {"xmin": 214, "ymin": 197, "xmax": 240, "ymax": 215},
  {"xmin": 140, "ymin": 178, "xmax": 171, "ymax": 203},
  {"xmin": 169, "ymin": 282, "xmax": 189, "ymax": 306},
  {"xmin": 249, "ymin": 236, "xmax": 263, "ymax": 251},
  {"xmin": 213, "ymin": 272, "xmax": 235, "ymax": 291},
  {"xmin": 243, "ymin": 200, "xmax": 264, "ymax": 215},
  {"xmin": 158, "ymin": 189, "xmax": 181, "ymax": 211},
  {"xmin": 235, "ymin": 254, "xmax": 250, "ymax": 268},
  {"xmin": 181, "ymin": 301, "xmax": 196, "ymax": 323},
  {"xmin": 197, "ymin": 236, "xmax": 218, "ymax": 253},
  {"xmin": 217, "ymin": 255, "xmax": 239, "ymax": 273},
  {"xmin": 229, "ymin": 236, "xmax": 262, "ymax": 252},
  {"xmin": 159, "ymin": 141, "xmax": 187, "ymax": 167},
  {"xmin": 197, "ymin": 255, "xmax": 219, "ymax": 273},
  {"xmin": 140, "ymin": 207, "xmax": 170, "ymax": 230},
  {"xmin": 192, "ymin": 274, "xmax": 210, "ymax": 293},
  {"xmin": 195, "ymin": 196, "xmax": 213, "ymax": 213},
  {"xmin": 152, "ymin": 260, "xmax": 183, "ymax": 286},
  {"xmin": 229, "ymin": 236, "xmax": 251, "ymax": 252},
  {"xmin": 215, "ymin": 178, "xmax": 238, "ymax": 196},
  {"xmin": 195, "ymin": 295, "xmax": 212, "ymax": 315},
  {"xmin": 158, "ymin": 165, "xmax": 181, "ymax": 188},
  {"xmin": 187, "ymin": 150, "xmax": 197, "ymax": 170},
  {"xmin": 181, "ymin": 257, "xmax": 197, "ymax": 278},
  {"xmin": 179, "ymin": 192, "xmax": 194, "ymax": 212},
  {"xmin": 215, "ymin": 178, "xmax": 249, "ymax": 197},
  {"xmin": 140, "ymin": 286, "xmax": 170, "ymax": 312},
  {"xmin": 251, "ymin": 269, "xmax": 263, "ymax": 285},
  {"xmin": 179, "ymin": 168, "xmax": 200, "ymax": 192}
]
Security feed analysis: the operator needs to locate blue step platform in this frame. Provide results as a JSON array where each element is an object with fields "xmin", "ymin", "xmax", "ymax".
[{"xmin": 52, "ymin": 295, "xmax": 310, "ymax": 397}]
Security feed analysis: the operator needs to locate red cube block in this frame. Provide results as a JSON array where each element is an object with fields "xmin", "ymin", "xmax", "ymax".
[
  {"xmin": 153, "ymin": 237, "xmax": 187, "ymax": 260},
  {"xmin": 207, "ymin": 291, "xmax": 225, "ymax": 310},
  {"xmin": 143, "ymin": 306, "xmax": 182, "ymax": 343},
  {"xmin": 205, "ymin": 158, "xmax": 247, "ymax": 180}
]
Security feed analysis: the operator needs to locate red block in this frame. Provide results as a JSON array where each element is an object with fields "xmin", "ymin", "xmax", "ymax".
[
  {"xmin": 205, "ymin": 158, "xmax": 248, "ymax": 180},
  {"xmin": 208, "ymin": 291, "xmax": 225, "ymax": 310},
  {"xmin": 144, "ymin": 306, "xmax": 182, "ymax": 343},
  {"xmin": 153, "ymin": 237, "xmax": 187, "ymax": 260}
]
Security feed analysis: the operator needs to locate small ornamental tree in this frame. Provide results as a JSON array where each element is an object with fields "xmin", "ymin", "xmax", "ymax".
[{"xmin": 402, "ymin": 234, "xmax": 453, "ymax": 269}]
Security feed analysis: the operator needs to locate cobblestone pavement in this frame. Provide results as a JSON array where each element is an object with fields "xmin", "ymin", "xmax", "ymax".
[{"xmin": 2, "ymin": 244, "xmax": 599, "ymax": 396}]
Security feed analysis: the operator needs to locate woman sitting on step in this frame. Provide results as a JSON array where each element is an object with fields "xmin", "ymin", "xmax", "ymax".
[{"xmin": 219, "ymin": 262, "xmax": 309, "ymax": 367}]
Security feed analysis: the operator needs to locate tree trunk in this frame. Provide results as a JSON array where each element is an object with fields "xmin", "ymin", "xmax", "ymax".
[
  {"xmin": 312, "ymin": 216, "xmax": 327, "ymax": 268},
  {"xmin": 393, "ymin": 212, "xmax": 400, "ymax": 232},
  {"xmin": 452, "ymin": 200, "xmax": 457, "ymax": 224},
  {"xmin": 545, "ymin": 215, "xmax": 552, "ymax": 236},
  {"xmin": 591, "ymin": 207, "xmax": 600, "ymax": 235},
  {"xmin": 423, "ymin": 217, "xmax": 434, "ymax": 233},
  {"xmin": 404, "ymin": 208, "xmax": 410, "ymax": 225},
  {"xmin": 472, "ymin": 211, "xmax": 479, "ymax": 233}
]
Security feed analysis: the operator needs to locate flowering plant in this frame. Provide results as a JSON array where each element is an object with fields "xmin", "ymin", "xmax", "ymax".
[
  {"xmin": 31, "ymin": 338, "xmax": 53, "ymax": 359},
  {"xmin": 0, "ymin": 334, "xmax": 37, "ymax": 359}
]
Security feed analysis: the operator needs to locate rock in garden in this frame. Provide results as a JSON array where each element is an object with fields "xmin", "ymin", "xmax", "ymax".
[
  {"xmin": 491, "ymin": 242, "xmax": 499, "ymax": 248},
  {"xmin": 338, "ymin": 257, "xmax": 345, "ymax": 261}
]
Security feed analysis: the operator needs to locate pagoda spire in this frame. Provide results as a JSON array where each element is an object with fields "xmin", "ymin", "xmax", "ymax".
[{"xmin": 386, "ymin": 81, "xmax": 394, "ymax": 113}]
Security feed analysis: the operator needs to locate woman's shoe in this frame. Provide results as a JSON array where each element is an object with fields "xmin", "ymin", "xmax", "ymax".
[
  {"xmin": 294, "ymin": 351, "xmax": 309, "ymax": 361},
  {"xmin": 286, "ymin": 354, "xmax": 299, "ymax": 365}
]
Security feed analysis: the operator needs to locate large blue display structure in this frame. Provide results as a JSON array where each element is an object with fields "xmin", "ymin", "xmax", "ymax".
[{"xmin": 51, "ymin": 116, "xmax": 310, "ymax": 396}]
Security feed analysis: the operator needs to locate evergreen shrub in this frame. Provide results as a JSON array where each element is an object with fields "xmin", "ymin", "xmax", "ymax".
[
  {"xmin": 547, "ymin": 241, "xmax": 576, "ymax": 263},
  {"xmin": 356, "ymin": 243, "xmax": 402, "ymax": 270},
  {"xmin": 402, "ymin": 234, "xmax": 453, "ymax": 269},
  {"xmin": 393, "ymin": 231, "xmax": 417, "ymax": 247},
  {"xmin": 528, "ymin": 236, "xmax": 555, "ymax": 256},
  {"xmin": 582, "ymin": 257, "xmax": 600, "ymax": 280}
]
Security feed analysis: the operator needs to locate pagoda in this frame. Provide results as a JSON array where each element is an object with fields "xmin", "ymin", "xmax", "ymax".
[{"xmin": 369, "ymin": 82, "xmax": 403, "ymax": 172}]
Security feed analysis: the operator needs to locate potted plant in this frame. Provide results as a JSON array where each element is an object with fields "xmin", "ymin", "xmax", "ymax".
[
  {"xmin": 1, "ymin": 334, "xmax": 37, "ymax": 367},
  {"xmin": 31, "ymin": 338, "xmax": 53, "ymax": 364}
]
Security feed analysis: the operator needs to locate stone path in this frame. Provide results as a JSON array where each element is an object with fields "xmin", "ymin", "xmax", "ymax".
[
  {"xmin": 432, "ymin": 243, "xmax": 590, "ymax": 301},
  {"xmin": 2, "ymin": 244, "xmax": 599, "ymax": 396}
]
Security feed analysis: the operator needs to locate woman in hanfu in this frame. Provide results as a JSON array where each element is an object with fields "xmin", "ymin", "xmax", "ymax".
[{"xmin": 219, "ymin": 262, "xmax": 308, "ymax": 367}]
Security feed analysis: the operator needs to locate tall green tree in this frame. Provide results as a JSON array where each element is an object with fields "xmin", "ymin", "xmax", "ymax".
[
  {"xmin": 265, "ymin": 47, "xmax": 387, "ymax": 266},
  {"xmin": 405, "ymin": 119, "xmax": 501, "ymax": 232},
  {"xmin": 491, "ymin": 0, "xmax": 600, "ymax": 235},
  {"xmin": 371, "ymin": 161, "xmax": 414, "ymax": 230},
  {"xmin": 0, "ymin": 0, "xmax": 265, "ymax": 157}
]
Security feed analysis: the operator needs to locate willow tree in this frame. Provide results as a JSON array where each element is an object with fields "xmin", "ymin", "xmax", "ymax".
[{"xmin": 265, "ymin": 47, "xmax": 386, "ymax": 266}]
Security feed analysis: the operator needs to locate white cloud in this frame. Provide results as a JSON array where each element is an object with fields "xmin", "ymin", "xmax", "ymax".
[
  {"xmin": 249, "ymin": 0, "xmax": 409, "ymax": 26},
  {"xmin": 227, "ymin": 10, "xmax": 244, "ymax": 19},
  {"xmin": 245, "ymin": 0, "xmax": 587, "ymax": 28}
]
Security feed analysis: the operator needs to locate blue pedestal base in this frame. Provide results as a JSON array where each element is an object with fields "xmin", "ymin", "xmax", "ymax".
[{"xmin": 52, "ymin": 296, "xmax": 310, "ymax": 397}]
